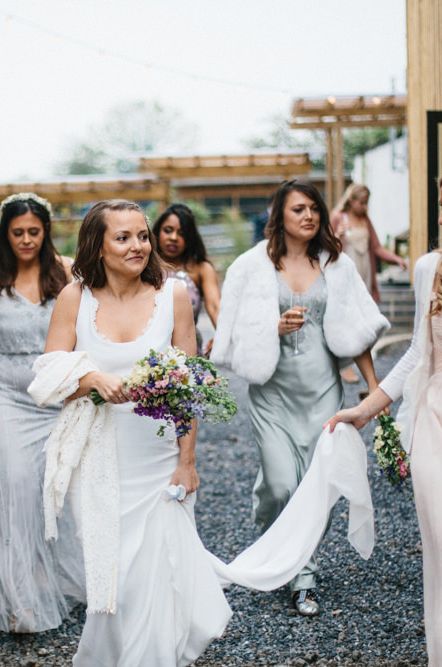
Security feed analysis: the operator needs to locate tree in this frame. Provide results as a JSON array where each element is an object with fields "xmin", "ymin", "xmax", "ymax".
[
  {"xmin": 57, "ymin": 100, "xmax": 199, "ymax": 175},
  {"xmin": 242, "ymin": 113, "xmax": 326, "ymax": 170}
]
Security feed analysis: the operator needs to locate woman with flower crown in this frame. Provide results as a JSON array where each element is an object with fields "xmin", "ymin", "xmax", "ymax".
[
  {"xmin": 327, "ymin": 178, "xmax": 442, "ymax": 667},
  {"xmin": 0, "ymin": 193, "xmax": 84, "ymax": 632}
]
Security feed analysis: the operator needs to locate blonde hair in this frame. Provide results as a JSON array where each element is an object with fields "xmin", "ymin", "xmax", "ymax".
[
  {"xmin": 430, "ymin": 253, "xmax": 442, "ymax": 317},
  {"xmin": 335, "ymin": 183, "xmax": 370, "ymax": 213}
]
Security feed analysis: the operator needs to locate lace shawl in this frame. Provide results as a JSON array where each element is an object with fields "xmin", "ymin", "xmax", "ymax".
[{"xmin": 28, "ymin": 351, "xmax": 119, "ymax": 614}]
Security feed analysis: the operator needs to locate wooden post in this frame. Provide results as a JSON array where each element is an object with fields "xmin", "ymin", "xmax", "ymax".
[
  {"xmin": 325, "ymin": 128, "xmax": 334, "ymax": 208},
  {"xmin": 334, "ymin": 126, "xmax": 345, "ymax": 203},
  {"xmin": 407, "ymin": 0, "xmax": 442, "ymax": 268}
]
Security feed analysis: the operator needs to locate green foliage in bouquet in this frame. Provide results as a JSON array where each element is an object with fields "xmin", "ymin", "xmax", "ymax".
[{"xmin": 373, "ymin": 414, "xmax": 410, "ymax": 486}]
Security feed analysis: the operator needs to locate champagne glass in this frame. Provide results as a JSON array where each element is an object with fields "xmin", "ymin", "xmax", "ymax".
[{"xmin": 290, "ymin": 292, "xmax": 304, "ymax": 356}]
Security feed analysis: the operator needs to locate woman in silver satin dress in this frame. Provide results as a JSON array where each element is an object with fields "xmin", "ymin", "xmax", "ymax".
[
  {"xmin": 0, "ymin": 193, "xmax": 84, "ymax": 632},
  {"xmin": 153, "ymin": 204, "xmax": 220, "ymax": 355},
  {"xmin": 248, "ymin": 180, "xmax": 379, "ymax": 616}
]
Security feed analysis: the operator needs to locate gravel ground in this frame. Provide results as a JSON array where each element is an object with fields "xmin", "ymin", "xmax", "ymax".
[{"xmin": 0, "ymin": 342, "xmax": 427, "ymax": 667}]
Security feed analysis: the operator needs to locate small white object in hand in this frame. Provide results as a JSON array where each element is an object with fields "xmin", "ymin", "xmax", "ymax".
[{"xmin": 164, "ymin": 484, "xmax": 187, "ymax": 501}]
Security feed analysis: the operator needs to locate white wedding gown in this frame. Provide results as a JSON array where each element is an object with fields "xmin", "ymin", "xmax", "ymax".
[
  {"xmin": 71, "ymin": 279, "xmax": 231, "ymax": 666},
  {"xmin": 68, "ymin": 278, "xmax": 374, "ymax": 667}
]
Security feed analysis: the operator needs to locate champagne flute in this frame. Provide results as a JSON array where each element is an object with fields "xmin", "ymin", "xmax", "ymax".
[{"xmin": 290, "ymin": 292, "xmax": 304, "ymax": 356}]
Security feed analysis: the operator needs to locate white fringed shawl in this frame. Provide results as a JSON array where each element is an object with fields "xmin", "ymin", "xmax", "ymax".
[{"xmin": 28, "ymin": 351, "xmax": 119, "ymax": 614}]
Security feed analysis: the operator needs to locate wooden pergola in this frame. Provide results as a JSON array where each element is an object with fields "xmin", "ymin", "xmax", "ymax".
[
  {"xmin": 0, "ymin": 175, "xmax": 169, "ymax": 206},
  {"xmin": 289, "ymin": 94, "xmax": 407, "ymax": 208},
  {"xmin": 139, "ymin": 153, "xmax": 310, "ymax": 180},
  {"xmin": 138, "ymin": 153, "xmax": 311, "ymax": 209}
]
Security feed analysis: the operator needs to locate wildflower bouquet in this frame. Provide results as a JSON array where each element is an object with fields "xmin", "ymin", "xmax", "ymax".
[
  {"xmin": 90, "ymin": 346, "xmax": 237, "ymax": 438},
  {"xmin": 373, "ymin": 414, "xmax": 410, "ymax": 486}
]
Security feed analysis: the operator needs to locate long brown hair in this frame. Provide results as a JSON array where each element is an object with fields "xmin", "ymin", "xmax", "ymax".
[
  {"xmin": 0, "ymin": 196, "xmax": 67, "ymax": 304},
  {"xmin": 265, "ymin": 179, "xmax": 341, "ymax": 269},
  {"xmin": 430, "ymin": 256, "xmax": 442, "ymax": 317},
  {"xmin": 72, "ymin": 200, "xmax": 164, "ymax": 290},
  {"xmin": 152, "ymin": 203, "xmax": 209, "ymax": 265}
]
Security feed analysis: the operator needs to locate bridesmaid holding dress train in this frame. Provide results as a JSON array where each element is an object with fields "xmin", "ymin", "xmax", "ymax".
[{"xmin": 327, "ymin": 178, "xmax": 442, "ymax": 667}]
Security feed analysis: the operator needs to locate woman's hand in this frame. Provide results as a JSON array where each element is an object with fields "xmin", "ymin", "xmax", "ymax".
[
  {"xmin": 336, "ymin": 221, "xmax": 347, "ymax": 237},
  {"xmin": 326, "ymin": 385, "xmax": 392, "ymax": 433},
  {"xmin": 169, "ymin": 463, "xmax": 200, "ymax": 495},
  {"xmin": 203, "ymin": 337, "xmax": 214, "ymax": 358},
  {"xmin": 278, "ymin": 307, "xmax": 307, "ymax": 336},
  {"xmin": 325, "ymin": 405, "xmax": 372, "ymax": 433},
  {"xmin": 88, "ymin": 371, "xmax": 128, "ymax": 404}
]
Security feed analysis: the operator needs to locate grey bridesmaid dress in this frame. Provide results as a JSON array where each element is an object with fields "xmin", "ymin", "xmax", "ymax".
[
  {"xmin": 248, "ymin": 272, "xmax": 344, "ymax": 592},
  {"xmin": 0, "ymin": 290, "xmax": 84, "ymax": 632}
]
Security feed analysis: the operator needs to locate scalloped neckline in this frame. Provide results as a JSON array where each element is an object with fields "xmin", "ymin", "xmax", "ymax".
[{"xmin": 88, "ymin": 287, "xmax": 160, "ymax": 345}]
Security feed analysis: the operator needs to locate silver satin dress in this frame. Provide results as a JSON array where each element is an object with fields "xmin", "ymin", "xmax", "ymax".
[{"xmin": 248, "ymin": 271, "xmax": 344, "ymax": 591}]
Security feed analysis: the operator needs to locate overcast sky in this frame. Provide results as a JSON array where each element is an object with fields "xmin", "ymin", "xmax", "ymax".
[{"xmin": 0, "ymin": 0, "xmax": 406, "ymax": 182}]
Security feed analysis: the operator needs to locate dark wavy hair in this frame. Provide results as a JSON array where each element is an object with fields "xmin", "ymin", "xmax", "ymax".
[
  {"xmin": 0, "ymin": 197, "xmax": 67, "ymax": 304},
  {"xmin": 152, "ymin": 203, "xmax": 208, "ymax": 265},
  {"xmin": 72, "ymin": 199, "xmax": 163, "ymax": 290},
  {"xmin": 265, "ymin": 179, "xmax": 341, "ymax": 269}
]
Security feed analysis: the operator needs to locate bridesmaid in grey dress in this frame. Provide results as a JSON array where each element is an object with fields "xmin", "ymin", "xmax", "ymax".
[
  {"xmin": 152, "ymin": 203, "xmax": 220, "ymax": 355},
  {"xmin": 0, "ymin": 193, "xmax": 84, "ymax": 632},
  {"xmin": 247, "ymin": 180, "xmax": 379, "ymax": 616}
]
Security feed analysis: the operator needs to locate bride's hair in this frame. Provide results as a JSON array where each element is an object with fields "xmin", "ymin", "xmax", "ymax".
[
  {"xmin": 72, "ymin": 199, "xmax": 164, "ymax": 289},
  {"xmin": 265, "ymin": 179, "xmax": 341, "ymax": 269}
]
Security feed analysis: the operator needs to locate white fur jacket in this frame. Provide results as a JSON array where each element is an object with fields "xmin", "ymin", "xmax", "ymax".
[{"xmin": 211, "ymin": 241, "xmax": 390, "ymax": 384}]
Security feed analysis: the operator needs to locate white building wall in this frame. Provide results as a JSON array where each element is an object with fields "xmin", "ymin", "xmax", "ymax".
[{"xmin": 352, "ymin": 136, "xmax": 408, "ymax": 246}]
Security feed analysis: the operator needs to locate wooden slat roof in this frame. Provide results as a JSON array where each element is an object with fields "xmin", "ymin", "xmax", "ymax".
[
  {"xmin": 0, "ymin": 175, "xmax": 168, "ymax": 205},
  {"xmin": 290, "ymin": 94, "xmax": 407, "ymax": 129}
]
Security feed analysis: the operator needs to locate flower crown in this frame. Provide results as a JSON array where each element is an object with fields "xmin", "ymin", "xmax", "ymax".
[{"xmin": 0, "ymin": 192, "xmax": 53, "ymax": 217}]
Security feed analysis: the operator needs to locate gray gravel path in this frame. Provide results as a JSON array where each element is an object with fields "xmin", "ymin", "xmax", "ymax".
[{"xmin": 0, "ymin": 343, "xmax": 427, "ymax": 666}]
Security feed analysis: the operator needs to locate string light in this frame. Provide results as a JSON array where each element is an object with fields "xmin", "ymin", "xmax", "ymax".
[{"xmin": 1, "ymin": 10, "xmax": 292, "ymax": 96}]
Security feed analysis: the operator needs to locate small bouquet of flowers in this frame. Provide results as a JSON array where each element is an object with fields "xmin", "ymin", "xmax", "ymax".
[
  {"xmin": 91, "ymin": 346, "xmax": 237, "ymax": 438},
  {"xmin": 373, "ymin": 414, "xmax": 410, "ymax": 486}
]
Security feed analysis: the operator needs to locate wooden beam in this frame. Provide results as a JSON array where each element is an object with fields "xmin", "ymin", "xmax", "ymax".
[
  {"xmin": 291, "ymin": 95, "xmax": 406, "ymax": 118},
  {"xmin": 0, "ymin": 179, "xmax": 169, "ymax": 205},
  {"xmin": 407, "ymin": 0, "xmax": 442, "ymax": 267},
  {"xmin": 139, "ymin": 153, "xmax": 310, "ymax": 179},
  {"xmin": 333, "ymin": 127, "xmax": 345, "ymax": 202},
  {"xmin": 290, "ymin": 116, "xmax": 406, "ymax": 130},
  {"xmin": 325, "ymin": 128, "xmax": 334, "ymax": 207}
]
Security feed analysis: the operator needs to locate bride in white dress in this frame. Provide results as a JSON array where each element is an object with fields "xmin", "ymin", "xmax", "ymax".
[
  {"xmin": 31, "ymin": 199, "xmax": 375, "ymax": 666},
  {"xmin": 42, "ymin": 200, "xmax": 231, "ymax": 666}
]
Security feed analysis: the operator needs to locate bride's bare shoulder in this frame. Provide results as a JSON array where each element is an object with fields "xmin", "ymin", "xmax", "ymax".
[{"xmin": 54, "ymin": 281, "xmax": 82, "ymax": 316}]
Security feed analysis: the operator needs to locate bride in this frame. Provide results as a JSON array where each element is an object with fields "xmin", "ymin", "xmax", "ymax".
[
  {"xmin": 38, "ymin": 199, "xmax": 231, "ymax": 666},
  {"xmin": 29, "ymin": 198, "xmax": 375, "ymax": 666}
]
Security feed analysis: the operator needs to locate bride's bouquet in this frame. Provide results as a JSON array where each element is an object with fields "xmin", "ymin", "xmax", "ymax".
[
  {"xmin": 90, "ymin": 346, "xmax": 237, "ymax": 437},
  {"xmin": 373, "ymin": 414, "xmax": 410, "ymax": 486}
]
